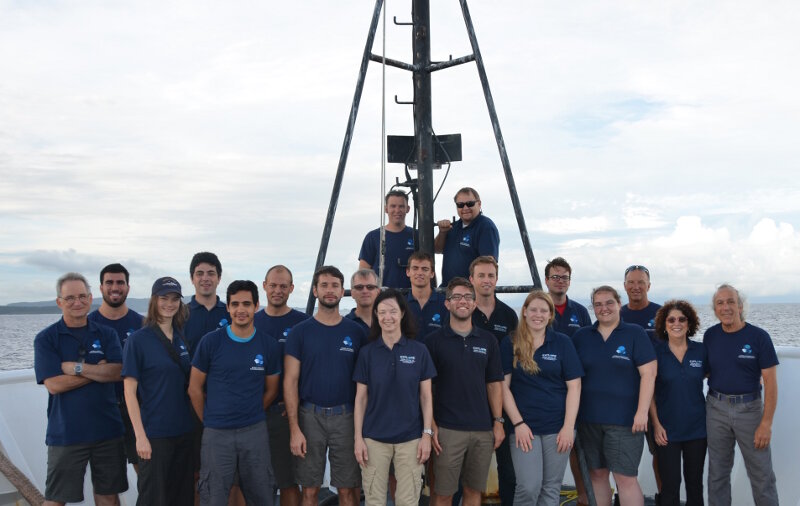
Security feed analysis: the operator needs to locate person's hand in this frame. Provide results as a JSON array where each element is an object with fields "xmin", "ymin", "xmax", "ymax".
[
  {"xmin": 431, "ymin": 421, "xmax": 443, "ymax": 456},
  {"xmin": 354, "ymin": 437, "xmax": 369, "ymax": 465},
  {"xmin": 136, "ymin": 435, "xmax": 152, "ymax": 461},
  {"xmin": 556, "ymin": 425, "xmax": 574, "ymax": 453},
  {"xmin": 514, "ymin": 423, "xmax": 534, "ymax": 452},
  {"xmin": 653, "ymin": 423, "xmax": 668, "ymax": 446},
  {"xmin": 61, "ymin": 362, "xmax": 77, "ymax": 375},
  {"xmin": 436, "ymin": 219, "xmax": 452, "ymax": 232},
  {"xmin": 493, "ymin": 421, "xmax": 506, "ymax": 450},
  {"xmin": 632, "ymin": 410, "xmax": 648, "ymax": 433},
  {"xmin": 417, "ymin": 434, "xmax": 432, "ymax": 464},
  {"xmin": 754, "ymin": 421, "xmax": 772, "ymax": 449},
  {"xmin": 290, "ymin": 428, "xmax": 307, "ymax": 458}
]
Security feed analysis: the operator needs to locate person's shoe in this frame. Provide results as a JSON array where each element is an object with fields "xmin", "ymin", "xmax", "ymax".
[
  {"xmin": 654, "ymin": 492, "xmax": 661, "ymax": 505},
  {"xmin": 614, "ymin": 493, "xmax": 620, "ymax": 506}
]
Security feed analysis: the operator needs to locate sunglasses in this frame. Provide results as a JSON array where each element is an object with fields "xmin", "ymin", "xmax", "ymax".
[
  {"xmin": 352, "ymin": 284, "xmax": 378, "ymax": 291},
  {"xmin": 455, "ymin": 200, "xmax": 477, "ymax": 209},
  {"xmin": 625, "ymin": 264, "xmax": 650, "ymax": 276},
  {"xmin": 666, "ymin": 316, "xmax": 688, "ymax": 323}
]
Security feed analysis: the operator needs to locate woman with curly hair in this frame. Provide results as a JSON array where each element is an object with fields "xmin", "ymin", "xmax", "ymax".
[
  {"xmin": 649, "ymin": 300, "xmax": 707, "ymax": 506},
  {"xmin": 501, "ymin": 289, "xmax": 583, "ymax": 505}
]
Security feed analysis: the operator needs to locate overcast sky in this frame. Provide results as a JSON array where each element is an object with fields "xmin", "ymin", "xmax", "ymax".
[{"xmin": 1, "ymin": 0, "xmax": 798, "ymax": 308}]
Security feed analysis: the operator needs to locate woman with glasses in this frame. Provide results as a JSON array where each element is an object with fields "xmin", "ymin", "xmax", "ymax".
[
  {"xmin": 122, "ymin": 277, "xmax": 194, "ymax": 506},
  {"xmin": 572, "ymin": 285, "xmax": 657, "ymax": 506},
  {"xmin": 353, "ymin": 289, "xmax": 436, "ymax": 506},
  {"xmin": 649, "ymin": 301, "xmax": 707, "ymax": 506},
  {"xmin": 501, "ymin": 289, "xmax": 583, "ymax": 505}
]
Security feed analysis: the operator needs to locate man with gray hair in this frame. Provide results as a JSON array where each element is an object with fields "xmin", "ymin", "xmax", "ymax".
[
  {"xmin": 345, "ymin": 269, "xmax": 381, "ymax": 332},
  {"xmin": 704, "ymin": 284, "xmax": 779, "ymax": 505},
  {"xmin": 34, "ymin": 273, "xmax": 128, "ymax": 506}
]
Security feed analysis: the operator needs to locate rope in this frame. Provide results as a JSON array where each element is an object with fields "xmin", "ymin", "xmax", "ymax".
[
  {"xmin": 377, "ymin": 0, "xmax": 388, "ymax": 286},
  {"xmin": 0, "ymin": 450, "xmax": 45, "ymax": 505}
]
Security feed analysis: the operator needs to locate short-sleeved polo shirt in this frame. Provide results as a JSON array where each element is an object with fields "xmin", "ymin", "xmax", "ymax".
[
  {"xmin": 353, "ymin": 336, "xmax": 436, "ymax": 443},
  {"xmin": 501, "ymin": 329, "xmax": 584, "ymax": 435},
  {"xmin": 553, "ymin": 296, "xmax": 592, "ymax": 337},
  {"xmin": 122, "ymin": 326, "xmax": 194, "ymax": 438},
  {"xmin": 34, "ymin": 318, "xmax": 124, "ymax": 446},
  {"xmin": 359, "ymin": 227, "xmax": 416, "ymax": 289},
  {"xmin": 192, "ymin": 326, "xmax": 280, "ymax": 429},
  {"xmin": 89, "ymin": 309, "xmax": 144, "ymax": 399},
  {"xmin": 407, "ymin": 291, "xmax": 449, "ymax": 342},
  {"xmin": 185, "ymin": 296, "xmax": 230, "ymax": 355},
  {"xmin": 441, "ymin": 213, "xmax": 500, "ymax": 285},
  {"xmin": 254, "ymin": 308, "xmax": 310, "ymax": 405},
  {"xmin": 704, "ymin": 323, "xmax": 779, "ymax": 395},
  {"xmin": 620, "ymin": 302, "xmax": 662, "ymax": 339},
  {"xmin": 572, "ymin": 321, "xmax": 656, "ymax": 426},
  {"xmin": 472, "ymin": 297, "xmax": 518, "ymax": 343},
  {"xmin": 285, "ymin": 317, "xmax": 367, "ymax": 407},
  {"xmin": 653, "ymin": 340, "xmax": 707, "ymax": 442},
  {"xmin": 425, "ymin": 325, "xmax": 504, "ymax": 431}
]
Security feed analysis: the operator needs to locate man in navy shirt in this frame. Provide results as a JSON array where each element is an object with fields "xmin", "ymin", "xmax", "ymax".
[
  {"xmin": 621, "ymin": 265, "xmax": 662, "ymax": 339},
  {"xmin": 345, "ymin": 268, "xmax": 380, "ymax": 332},
  {"xmin": 359, "ymin": 190, "xmax": 416, "ymax": 288},
  {"xmin": 545, "ymin": 257, "xmax": 591, "ymax": 337},
  {"xmin": 468, "ymin": 256, "xmax": 518, "ymax": 506},
  {"xmin": 284, "ymin": 266, "xmax": 367, "ymax": 506},
  {"xmin": 405, "ymin": 252, "xmax": 449, "ymax": 341},
  {"xmin": 254, "ymin": 265, "xmax": 310, "ymax": 506},
  {"xmin": 426, "ymin": 277, "xmax": 505, "ymax": 506},
  {"xmin": 34, "ymin": 272, "xmax": 128, "ymax": 505},
  {"xmin": 435, "ymin": 187, "xmax": 500, "ymax": 285},
  {"xmin": 188, "ymin": 280, "xmax": 280, "ymax": 506},
  {"xmin": 88, "ymin": 263, "xmax": 144, "ymax": 471},
  {"xmin": 704, "ymin": 284, "xmax": 779, "ymax": 505},
  {"xmin": 185, "ymin": 252, "xmax": 230, "ymax": 354}
]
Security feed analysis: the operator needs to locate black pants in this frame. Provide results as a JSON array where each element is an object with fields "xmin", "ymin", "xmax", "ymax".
[
  {"xmin": 137, "ymin": 432, "xmax": 195, "ymax": 506},
  {"xmin": 653, "ymin": 437, "xmax": 707, "ymax": 506}
]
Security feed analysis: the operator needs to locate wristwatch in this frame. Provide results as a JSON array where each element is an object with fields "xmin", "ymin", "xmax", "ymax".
[
  {"xmin": 422, "ymin": 428, "xmax": 434, "ymax": 437},
  {"xmin": 493, "ymin": 416, "xmax": 505, "ymax": 424},
  {"xmin": 74, "ymin": 363, "xmax": 83, "ymax": 376}
]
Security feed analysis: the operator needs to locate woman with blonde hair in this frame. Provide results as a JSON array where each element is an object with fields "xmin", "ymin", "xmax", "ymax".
[{"xmin": 501, "ymin": 289, "xmax": 583, "ymax": 505}]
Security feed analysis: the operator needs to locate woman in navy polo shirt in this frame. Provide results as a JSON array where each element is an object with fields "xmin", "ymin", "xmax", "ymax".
[
  {"xmin": 353, "ymin": 289, "xmax": 436, "ymax": 506},
  {"xmin": 501, "ymin": 290, "xmax": 583, "ymax": 505},
  {"xmin": 122, "ymin": 277, "xmax": 194, "ymax": 506},
  {"xmin": 573, "ymin": 285, "xmax": 657, "ymax": 506},
  {"xmin": 649, "ymin": 300, "xmax": 707, "ymax": 506}
]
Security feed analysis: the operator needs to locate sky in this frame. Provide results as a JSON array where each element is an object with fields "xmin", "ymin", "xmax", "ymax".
[{"xmin": 1, "ymin": 0, "xmax": 799, "ymax": 308}]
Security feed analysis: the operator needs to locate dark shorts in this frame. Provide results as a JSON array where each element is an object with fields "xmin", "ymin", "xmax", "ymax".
[
  {"xmin": 119, "ymin": 400, "xmax": 139, "ymax": 464},
  {"xmin": 267, "ymin": 405, "xmax": 297, "ymax": 489},
  {"xmin": 45, "ymin": 437, "xmax": 129, "ymax": 503},
  {"xmin": 137, "ymin": 432, "xmax": 194, "ymax": 506},
  {"xmin": 578, "ymin": 423, "xmax": 644, "ymax": 477},
  {"xmin": 295, "ymin": 405, "xmax": 360, "ymax": 489}
]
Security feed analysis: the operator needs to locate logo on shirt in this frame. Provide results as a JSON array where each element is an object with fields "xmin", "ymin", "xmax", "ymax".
[
  {"xmin": 460, "ymin": 234, "xmax": 471, "ymax": 247},
  {"xmin": 738, "ymin": 344, "xmax": 756, "ymax": 359},
  {"xmin": 406, "ymin": 238, "xmax": 414, "ymax": 249},
  {"xmin": 340, "ymin": 336, "xmax": 355, "ymax": 353},
  {"xmin": 179, "ymin": 344, "xmax": 189, "ymax": 358},
  {"xmin": 541, "ymin": 353, "xmax": 558, "ymax": 361},
  {"xmin": 126, "ymin": 328, "xmax": 136, "ymax": 337},
  {"xmin": 689, "ymin": 359, "xmax": 703, "ymax": 368},
  {"xmin": 399, "ymin": 355, "xmax": 416, "ymax": 365},
  {"xmin": 219, "ymin": 318, "xmax": 229, "ymax": 327},
  {"xmin": 493, "ymin": 324, "xmax": 508, "ymax": 333},
  {"xmin": 472, "ymin": 346, "xmax": 487, "ymax": 355},
  {"xmin": 89, "ymin": 339, "xmax": 104, "ymax": 355},
  {"xmin": 431, "ymin": 313, "xmax": 441, "ymax": 324},
  {"xmin": 283, "ymin": 327, "xmax": 292, "ymax": 337},
  {"xmin": 570, "ymin": 314, "xmax": 579, "ymax": 324},
  {"xmin": 251, "ymin": 354, "xmax": 265, "ymax": 371},
  {"xmin": 648, "ymin": 319, "xmax": 655, "ymax": 328},
  {"xmin": 612, "ymin": 345, "xmax": 630, "ymax": 361}
]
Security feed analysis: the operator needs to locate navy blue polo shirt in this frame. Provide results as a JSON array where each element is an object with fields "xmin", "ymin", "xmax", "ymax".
[
  {"xmin": 345, "ymin": 309, "xmax": 371, "ymax": 333},
  {"xmin": 501, "ymin": 330, "xmax": 584, "ymax": 435},
  {"xmin": 254, "ymin": 308, "xmax": 310, "ymax": 405},
  {"xmin": 192, "ymin": 326, "xmax": 280, "ymax": 429},
  {"xmin": 353, "ymin": 336, "xmax": 436, "ymax": 443},
  {"xmin": 704, "ymin": 323, "xmax": 779, "ymax": 395},
  {"xmin": 34, "ymin": 318, "xmax": 124, "ymax": 446},
  {"xmin": 359, "ymin": 227, "xmax": 416, "ymax": 289},
  {"xmin": 620, "ymin": 302, "xmax": 662, "ymax": 339},
  {"xmin": 89, "ymin": 309, "xmax": 144, "ymax": 399},
  {"xmin": 553, "ymin": 296, "xmax": 592, "ymax": 337},
  {"xmin": 441, "ymin": 213, "xmax": 500, "ymax": 285},
  {"xmin": 407, "ymin": 291, "xmax": 449, "ymax": 342},
  {"xmin": 472, "ymin": 297, "xmax": 519, "ymax": 343},
  {"xmin": 572, "ymin": 321, "xmax": 656, "ymax": 426},
  {"xmin": 184, "ymin": 295, "xmax": 230, "ymax": 355},
  {"xmin": 285, "ymin": 317, "xmax": 367, "ymax": 407},
  {"xmin": 425, "ymin": 325, "xmax": 504, "ymax": 431},
  {"xmin": 122, "ymin": 326, "xmax": 194, "ymax": 438},
  {"xmin": 653, "ymin": 340, "xmax": 707, "ymax": 442}
]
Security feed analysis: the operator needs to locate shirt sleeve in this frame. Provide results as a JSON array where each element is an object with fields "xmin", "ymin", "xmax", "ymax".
[
  {"xmin": 102, "ymin": 327, "xmax": 123, "ymax": 363},
  {"xmin": 265, "ymin": 335, "xmax": 281, "ymax": 376},
  {"xmin": 352, "ymin": 347, "xmax": 369, "ymax": 384},
  {"xmin": 121, "ymin": 332, "xmax": 141, "ymax": 379},
  {"xmin": 191, "ymin": 333, "xmax": 212, "ymax": 373},
  {"xmin": 559, "ymin": 334, "xmax": 585, "ymax": 381},
  {"xmin": 632, "ymin": 327, "xmax": 657, "ymax": 366},
  {"xmin": 755, "ymin": 326, "xmax": 780, "ymax": 369},
  {"xmin": 34, "ymin": 330, "xmax": 63, "ymax": 384},
  {"xmin": 358, "ymin": 230, "xmax": 376, "ymax": 266},
  {"xmin": 500, "ymin": 336, "xmax": 514, "ymax": 375},
  {"xmin": 477, "ymin": 219, "xmax": 500, "ymax": 259},
  {"xmin": 420, "ymin": 345, "xmax": 437, "ymax": 381},
  {"xmin": 485, "ymin": 336, "xmax": 504, "ymax": 382},
  {"xmin": 284, "ymin": 324, "xmax": 304, "ymax": 361}
]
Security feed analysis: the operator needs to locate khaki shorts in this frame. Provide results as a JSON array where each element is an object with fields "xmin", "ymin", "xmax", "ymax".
[
  {"xmin": 295, "ymin": 405, "xmax": 360, "ymax": 489},
  {"xmin": 432, "ymin": 427, "xmax": 494, "ymax": 496}
]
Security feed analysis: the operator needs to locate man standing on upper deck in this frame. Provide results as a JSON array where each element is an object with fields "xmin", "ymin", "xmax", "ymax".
[
  {"xmin": 359, "ymin": 190, "xmax": 416, "ymax": 288},
  {"xmin": 345, "ymin": 269, "xmax": 381, "ymax": 332},
  {"xmin": 185, "ymin": 252, "xmax": 230, "ymax": 355},
  {"xmin": 254, "ymin": 265, "xmax": 310, "ymax": 506},
  {"xmin": 621, "ymin": 264, "xmax": 662, "ymax": 339},
  {"xmin": 88, "ymin": 263, "xmax": 144, "ymax": 472},
  {"xmin": 468, "ymin": 255, "xmax": 518, "ymax": 506},
  {"xmin": 406, "ymin": 251, "xmax": 449, "ymax": 341},
  {"xmin": 35, "ymin": 272, "xmax": 128, "ymax": 506},
  {"xmin": 545, "ymin": 257, "xmax": 592, "ymax": 337},
  {"xmin": 435, "ymin": 187, "xmax": 500, "ymax": 286},
  {"xmin": 284, "ymin": 266, "xmax": 367, "ymax": 506},
  {"xmin": 705, "ymin": 284, "xmax": 779, "ymax": 506}
]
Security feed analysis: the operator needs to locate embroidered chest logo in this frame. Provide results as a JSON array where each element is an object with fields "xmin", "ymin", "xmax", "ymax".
[
  {"xmin": 472, "ymin": 346, "xmax": 487, "ymax": 355},
  {"xmin": 738, "ymin": 344, "xmax": 756, "ymax": 359},
  {"xmin": 493, "ymin": 324, "xmax": 508, "ymax": 333},
  {"xmin": 179, "ymin": 344, "xmax": 189, "ymax": 358},
  {"xmin": 399, "ymin": 355, "xmax": 416, "ymax": 365},
  {"xmin": 612, "ymin": 345, "xmax": 630, "ymax": 361},
  {"xmin": 688, "ymin": 359, "xmax": 703, "ymax": 368},
  {"xmin": 541, "ymin": 353, "xmax": 558, "ymax": 361},
  {"xmin": 648, "ymin": 318, "xmax": 655, "ymax": 328},
  {"xmin": 340, "ymin": 336, "xmax": 355, "ymax": 353},
  {"xmin": 218, "ymin": 318, "xmax": 229, "ymax": 327},
  {"xmin": 280, "ymin": 327, "xmax": 292, "ymax": 343},
  {"xmin": 431, "ymin": 313, "xmax": 441, "ymax": 324},
  {"xmin": 406, "ymin": 238, "xmax": 415, "ymax": 250},
  {"xmin": 570, "ymin": 314, "xmax": 579, "ymax": 325},
  {"xmin": 251, "ymin": 354, "xmax": 265, "ymax": 371},
  {"xmin": 460, "ymin": 234, "xmax": 471, "ymax": 247},
  {"xmin": 89, "ymin": 339, "xmax": 104, "ymax": 354}
]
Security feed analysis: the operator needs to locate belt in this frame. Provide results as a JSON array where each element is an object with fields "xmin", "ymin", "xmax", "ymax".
[
  {"xmin": 301, "ymin": 401, "xmax": 354, "ymax": 416},
  {"xmin": 708, "ymin": 389, "xmax": 761, "ymax": 404}
]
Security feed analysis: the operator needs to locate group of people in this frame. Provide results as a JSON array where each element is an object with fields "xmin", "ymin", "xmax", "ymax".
[{"xmin": 32, "ymin": 187, "xmax": 779, "ymax": 506}]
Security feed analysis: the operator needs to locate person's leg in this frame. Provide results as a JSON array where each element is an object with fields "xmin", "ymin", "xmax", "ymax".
[
  {"xmin": 508, "ymin": 433, "xmax": 544, "ymax": 504},
  {"xmin": 45, "ymin": 444, "xmax": 91, "ymax": 505},
  {"xmin": 570, "ymin": 448, "xmax": 589, "ymax": 504},
  {"xmin": 327, "ymin": 412, "xmax": 361, "ymax": 505},
  {"xmin": 730, "ymin": 400, "xmax": 778, "ymax": 506},
  {"xmin": 267, "ymin": 408, "xmax": 300, "ymax": 506},
  {"xmin": 168, "ymin": 433, "xmax": 196, "ymax": 506},
  {"xmin": 460, "ymin": 431, "xmax": 495, "ymax": 506},
  {"xmin": 361, "ymin": 438, "xmax": 394, "ymax": 506},
  {"xmin": 612, "ymin": 473, "xmax": 643, "ymax": 506},
  {"xmin": 462, "ymin": 485, "xmax": 483, "ymax": 506},
  {"xmin": 495, "ymin": 425, "xmax": 516, "ymax": 506},
  {"xmin": 681, "ymin": 438, "xmax": 707, "ymax": 506},
  {"xmin": 236, "ymin": 422, "xmax": 273, "ymax": 506},
  {"xmin": 89, "ymin": 437, "xmax": 128, "ymax": 506},
  {"xmin": 653, "ymin": 441, "xmax": 682, "ymax": 506},
  {"xmin": 199, "ymin": 428, "xmax": 237, "ymax": 506},
  {"xmin": 605, "ymin": 426, "xmax": 644, "ymax": 506},
  {"xmin": 295, "ymin": 407, "xmax": 327, "ymax": 505},
  {"xmin": 136, "ymin": 437, "xmax": 169, "ymax": 506},
  {"xmin": 538, "ymin": 433, "xmax": 572, "ymax": 506},
  {"xmin": 705, "ymin": 396, "xmax": 735, "ymax": 506},
  {"xmin": 589, "ymin": 468, "xmax": 613, "ymax": 506},
  {"xmin": 431, "ymin": 428, "xmax": 470, "ymax": 504},
  {"xmin": 392, "ymin": 439, "xmax": 425, "ymax": 506}
]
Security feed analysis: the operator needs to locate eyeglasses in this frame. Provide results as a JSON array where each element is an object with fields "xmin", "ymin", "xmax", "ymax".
[
  {"xmin": 548, "ymin": 275, "xmax": 570, "ymax": 282},
  {"xmin": 353, "ymin": 284, "xmax": 379, "ymax": 291},
  {"xmin": 666, "ymin": 316, "xmax": 688, "ymax": 324},
  {"xmin": 455, "ymin": 200, "xmax": 477, "ymax": 209},
  {"xmin": 625, "ymin": 265, "xmax": 650, "ymax": 276},
  {"xmin": 60, "ymin": 294, "xmax": 89, "ymax": 305},
  {"xmin": 448, "ymin": 293, "xmax": 475, "ymax": 302}
]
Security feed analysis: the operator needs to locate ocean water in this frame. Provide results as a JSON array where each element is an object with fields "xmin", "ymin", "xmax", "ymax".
[{"xmin": 1, "ymin": 304, "xmax": 798, "ymax": 371}]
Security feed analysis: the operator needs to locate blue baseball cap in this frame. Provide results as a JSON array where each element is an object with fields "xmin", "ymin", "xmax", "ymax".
[{"xmin": 152, "ymin": 277, "xmax": 183, "ymax": 297}]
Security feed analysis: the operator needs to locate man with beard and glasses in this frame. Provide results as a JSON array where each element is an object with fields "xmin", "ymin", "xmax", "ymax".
[
  {"xmin": 284, "ymin": 266, "xmax": 367, "ymax": 506},
  {"xmin": 89, "ymin": 263, "xmax": 144, "ymax": 471}
]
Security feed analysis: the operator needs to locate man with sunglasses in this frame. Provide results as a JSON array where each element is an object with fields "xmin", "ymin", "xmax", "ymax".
[
  {"xmin": 435, "ymin": 187, "xmax": 500, "ymax": 286},
  {"xmin": 359, "ymin": 190, "xmax": 416, "ymax": 289},
  {"xmin": 34, "ymin": 272, "xmax": 128, "ymax": 505},
  {"xmin": 621, "ymin": 265, "xmax": 662, "ymax": 340},
  {"xmin": 346, "ymin": 269, "xmax": 381, "ymax": 332}
]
